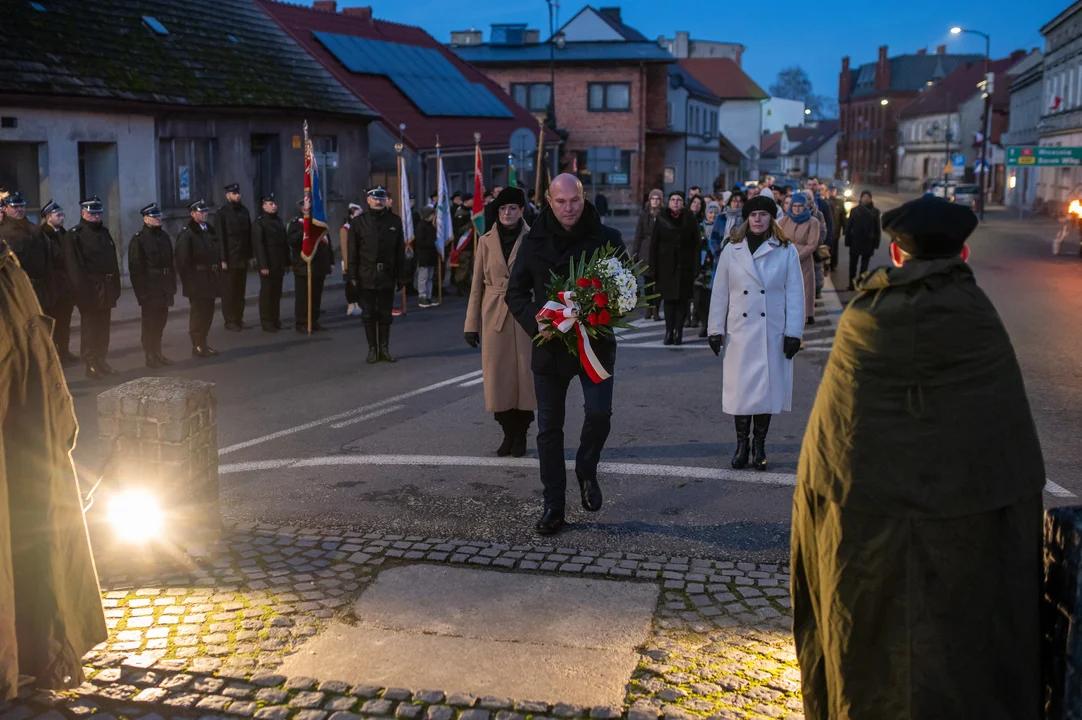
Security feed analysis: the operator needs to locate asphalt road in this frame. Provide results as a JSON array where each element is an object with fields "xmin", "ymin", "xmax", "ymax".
[{"xmin": 64, "ymin": 195, "xmax": 1082, "ymax": 563}]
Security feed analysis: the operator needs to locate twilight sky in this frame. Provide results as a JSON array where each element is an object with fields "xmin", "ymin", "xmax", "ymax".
[{"xmin": 344, "ymin": 0, "xmax": 1052, "ymax": 107}]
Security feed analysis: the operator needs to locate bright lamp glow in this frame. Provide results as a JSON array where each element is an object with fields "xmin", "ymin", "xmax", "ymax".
[
  {"xmin": 843, "ymin": 188, "xmax": 853, "ymax": 198},
  {"xmin": 880, "ymin": 99, "xmax": 889, "ymax": 106},
  {"xmin": 844, "ymin": 200, "xmax": 854, "ymax": 213},
  {"xmin": 950, "ymin": 27, "xmax": 962, "ymax": 34},
  {"xmin": 804, "ymin": 109, "xmax": 811, "ymax": 115},
  {"xmin": 108, "ymin": 490, "xmax": 164, "ymax": 542}
]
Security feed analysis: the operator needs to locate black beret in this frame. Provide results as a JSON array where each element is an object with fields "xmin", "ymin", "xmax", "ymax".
[
  {"xmin": 882, "ymin": 196, "xmax": 977, "ymax": 259},
  {"xmin": 741, "ymin": 194, "xmax": 777, "ymax": 221},
  {"xmin": 493, "ymin": 187, "xmax": 525, "ymax": 211},
  {"xmin": 140, "ymin": 202, "xmax": 163, "ymax": 218},
  {"xmin": 224, "ymin": 183, "xmax": 241, "ymax": 194}
]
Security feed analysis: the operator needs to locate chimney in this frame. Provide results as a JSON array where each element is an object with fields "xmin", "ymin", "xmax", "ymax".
[
  {"xmin": 936, "ymin": 44, "xmax": 946, "ymax": 55},
  {"xmin": 313, "ymin": 0, "xmax": 336, "ymax": 11},
  {"xmin": 874, "ymin": 45, "xmax": 889, "ymax": 92},
  {"xmin": 916, "ymin": 48, "xmax": 926, "ymax": 56},
  {"xmin": 599, "ymin": 7, "xmax": 622, "ymax": 23},
  {"xmin": 342, "ymin": 6, "xmax": 371, "ymax": 20},
  {"xmin": 674, "ymin": 30, "xmax": 690, "ymax": 59},
  {"xmin": 839, "ymin": 56, "xmax": 851, "ymax": 100}
]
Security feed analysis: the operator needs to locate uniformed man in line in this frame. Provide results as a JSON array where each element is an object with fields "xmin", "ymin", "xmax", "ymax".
[
  {"xmin": 65, "ymin": 196, "xmax": 121, "ymax": 379},
  {"xmin": 250, "ymin": 193, "xmax": 290, "ymax": 332},
  {"xmin": 452, "ymin": 194, "xmax": 474, "ymax": 296},
  {"xmin": 287, "ymin": 199, "xmax": 333, "ymax": 333},
  {"xmin": 175, "ymin": 199, "xmax": 222, "ymax": 358},
  {"xmin": 127, "ymin": 202, "xmax": 177, "ymax": 368},
  {"xmin": 0, "ymin": 192, "xmax": 51, "ymax": 312},
  {"xmin": 213, "ymin": 182, "xmax": 252, "ymax": 331},
  {"xmin": 36, "ymin": 201, "xmax": 78, "ymax": 363},
  {"xmin": 348, "ymin": 185, "xmax": 408, "ymax": 363}
]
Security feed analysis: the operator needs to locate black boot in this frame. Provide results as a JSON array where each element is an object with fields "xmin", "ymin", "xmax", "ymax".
[
  {"xmin": 673, "ymin": 327, "xmax": 683, "ymax": 345},
  {"xmin": 378, "ymin": 324, "xmax": 395, "ymax": 363},
  {"xmin": 495, "ymin": 413, "xmax": 514, "ymax": 457},
  {"xmin": 663, "ymin": 330, "xmax": 674, "ymax": 345},
  {"xmin": 146, "ymin": 351, "xmax": 162, "ymax": 369},
  {"xmin": 99, "ymin": 359, "xmax": 117, "ymax": 375},
  {"xmin": 156, "ymin": 341, "xmax": 174, "ymax": 366},
  {"xmin": 751, "ymin": 414, "xmax": 771, "ymax": 471},
  {"xmin": 577, "ymin": 470, "xmax": 603, "ymax": 512},
  {"xmin": 85, "ymin": 360, "xmax": 104, "ymax": 380},
  {"xmin": 365, "ymin": 324, "xmax": 380, "ymax": 364},
  {"xmin": 731, "ymin": 415, "xmax": 751, "ymax": 469},
  {"xmin": 535, "ymin": 506, "xmax": 566, "ymax": 536},
  {"xmin": 510, "ymin": 411, "xmax": 532, "ymax": 458}
]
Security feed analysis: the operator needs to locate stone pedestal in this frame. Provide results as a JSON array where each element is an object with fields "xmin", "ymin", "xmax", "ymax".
[
  {"xmin": 1044, "ymin": 506, "xmax": 1082, "ymax": 719},
  {"xmin": 97, "ymin": 377, "xmax": 220, "ymax": 541}
]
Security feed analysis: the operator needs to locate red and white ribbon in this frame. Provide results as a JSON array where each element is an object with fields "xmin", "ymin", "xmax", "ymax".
[{"xmin": 537, "ymin": 290, "xmax": 611, "ymax": 384}]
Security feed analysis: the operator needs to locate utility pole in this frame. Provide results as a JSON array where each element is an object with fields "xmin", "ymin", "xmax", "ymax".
[{"xmin": 546, "ymin": 0, "xmax": 557, "ymax": 130}]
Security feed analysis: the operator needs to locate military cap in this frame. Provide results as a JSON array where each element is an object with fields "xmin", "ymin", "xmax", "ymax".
[
  {"xmin": 2, "ymin": 191, "xmax": 27, "ymax": 207},
  {"xmin": 882, "ymin": 195, "xmax": 977, "ymax": 259},
  {"xmin": 493, "ymin": 186, "xmax": 526, "ymax": 211},
  {"xmin": 367, "ymin": 185, "xmax": 389, "ymax": 199},
  {"xmin": 80, "ymin": 196, "xmax": 104, "ymax": 213},
  {"xmin": 262, "ymin": 192, "xmax": 276, "ymax": 203},
  {"xmin": 224, "ymin": 183, "xmax": 241, "ymax": 194},
  {"xmin": 188, "ymin": 199, "xmax": 210, "ymax": 213},
  {"xmin": 140, "ymin": 202, "xmax": 163, "ymax": 218},
  {"xmin": 41, "ymin": 199, "xmax": 63, "ymax": 217}
]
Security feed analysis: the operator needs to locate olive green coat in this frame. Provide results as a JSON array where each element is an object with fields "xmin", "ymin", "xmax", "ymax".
[
  {"xmin": 0, "ymin": 247, "xmax": 107, "ymax": 701},
  {"xmin": 792, "ymin": 257, "xmax": 1045, "ymax": 720}
]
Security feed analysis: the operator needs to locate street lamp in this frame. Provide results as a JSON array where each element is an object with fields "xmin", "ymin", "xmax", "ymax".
[
  {"xmin": 804, "ymin": 108, "xmax": 811, "ymax": 115},
  {"xmin": 880, "ymin": 99, "xmax": 889, "ymax": 106},
  {"xmin": 950, "ymin": 26, "xmax": 991, "ymax": 220}
]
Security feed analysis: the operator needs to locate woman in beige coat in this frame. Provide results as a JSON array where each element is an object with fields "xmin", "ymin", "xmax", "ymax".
[
  {"xmin": 778, "ymin": 195, "xmax": 820, "ymax": 324},
  {"xmin": 464, "ymin": 187, "xmax": 537, "ymax": 457}
]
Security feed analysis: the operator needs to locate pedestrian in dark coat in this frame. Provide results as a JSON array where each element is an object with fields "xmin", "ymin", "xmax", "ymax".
[
  {"xmin": 37, "ymin": 201, "xmax": 78, "ymax": 363},
  {"xmin": 792, "ymin": 196, "xmax": 1042, "ymax": 720},
  {"xmin": 250, "ymin": 194, "xmax": 291, "ymax": 332},
  {"xmin": 826, "ymin": 185, "xmax": 845, "ymax": 270},
  {"xmin": 175, "ymin": 199, "xmax": 222, "ymax": 358},
  {"xmin": 631, "ymin": 188, "xmax": 663, "ymax": 319},
  {"xmin": 0, "ymin": 192, "xmax": 51, "ymax": 311},
  {"xmin": 348, "ymin": 185, "xmax": 408, "ymax": 362},
  {"xmin": 844, "ymin": 191, "xmax": 881, "ymax": 290},
  {"xmin": 289, "ymin": 200, "xmax": 334, "ymax": 334},
  {"xmin": 65, "ymin": 196, "xmax": 121, "ymax": 379},
  {"xmin": 414, "ymin": 206, "xmax": 440, "ymax": 307},
  {"xmin": 0, "ymin": 241, "xmax": 107, "ymax": 703},
  {"xmin": 506, "ymin": 174, "xmax": 625, "ymax": 537},
  {"xmin": 213, "ymin": 183, "xmax": 252, "ymax": 330},
  {"xmin": 127, "ymin": 202, "xmax": 177, "ymax": 367},
  {"xmin": 649, "ymin": 191, "xmax": 700, "ymax": 345}
]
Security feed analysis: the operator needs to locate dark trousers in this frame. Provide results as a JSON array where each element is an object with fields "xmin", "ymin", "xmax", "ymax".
[
  {"xmin": 294, "ymin": 273, "xmax": 326, "ymax": 331},
  {"xmin": 359, "ymin": 288, "xmax": 394, "ymax": 346},
  {"xmin": 345, "ymin": 276, "xmax": 360, "ymax": 304},
  {"xmin": 848, "ymin": 250, "xmax": 873, "ymax": 285},
  {"xmin": 663, "ymin": 300, "xmax": 689, "ymax": 335},
  {"xmin": 189, "ymin": 298, "xmax": 215, "ymax": 346},
  {"xmin": 220, "ymin": 267, "xmax": 248, "ymax": 324},
  {"xmin": 534, "ymin": 371, "xmax": 614, "ymax": 510},
  {"xmin": 79, "ymin": 308, "xmax": 111, "ymax": 363},
  {"xmin": 693, "ymin": 287, "xmax": 711, "ymax": 326},
  {"xmin": 140, "ymin": 305, "xmax": 169, "ymax": 354},
  {"xmin": 259, "ymin": 271, "xmax": 284, "ymax": 327},
  {"xmin": 50, "ymin": 298, "xmax": 74, "ymax": 355}
]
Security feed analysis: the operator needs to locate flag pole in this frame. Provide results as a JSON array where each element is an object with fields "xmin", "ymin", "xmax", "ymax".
[
  {"xmin": 436, "ymin": 135, "xmax": 445, "ymax": 307},
  {"xmin": 304, "ymin": 120, "xmax": 313, "ymax": 336},
  {"xmin": 534, "ymin": 114, "xmax": 545, "ymax": 205},
  {"xmin": 395, "ymin": 138, "xmax": 409, "ymax": 316}
]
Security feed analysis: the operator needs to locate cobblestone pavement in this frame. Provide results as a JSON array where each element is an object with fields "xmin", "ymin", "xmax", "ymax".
[{"xmin": 0, "ymin": 524, "xmax": 803, "ymax": 720}]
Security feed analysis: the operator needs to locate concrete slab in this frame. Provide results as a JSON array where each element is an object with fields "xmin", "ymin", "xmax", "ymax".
[{"xmin": 280, "ymin": 564, "xmax": 660, "ymax": 706}]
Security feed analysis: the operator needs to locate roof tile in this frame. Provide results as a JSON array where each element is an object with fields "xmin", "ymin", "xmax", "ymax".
[{"xmin": 678, "ymin": 58, "xmax": 767, "ymax": 100}]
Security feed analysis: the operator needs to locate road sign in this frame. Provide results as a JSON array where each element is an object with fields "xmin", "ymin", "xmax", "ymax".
[
  {"xmin": 974, "ymin": 160, "xmax": 987, "ymax": 173},
  {"xmin": 509, "ymin": 127, "xmax": 537, "ymax": 162},
  {"xmin": 944, "ymin": 162, "xmax": 954, "ymax": 176},
  {"xmin": 1007, "ymin": 146, "xmax": 1082, "ymax": 167}
]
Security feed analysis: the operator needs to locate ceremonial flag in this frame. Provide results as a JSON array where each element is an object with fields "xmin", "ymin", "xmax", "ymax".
[
  {"xmin": 301, "ymin": 121, "xmax": 328, "ymax": 262},
  {"xmin": 398, "ymin": 153, "xmax": 414, "ymax": 256},
  {"xmin": 435, "ymin": 147, "xmax": 453, "ymax": 260},
  {"xmin": 508, "ymin": 154, "xmax": 519, "ymax": 189},
  {"xmin": 534, "ymin": 121, "xmax": 549, "ymax": 210},
  {"xmin": 471, "ymin": 141, "xmax": 485, "ymax": 238}
]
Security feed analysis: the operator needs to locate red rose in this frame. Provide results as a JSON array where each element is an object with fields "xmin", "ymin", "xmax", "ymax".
[
  {"xmin": 576, "ymin": 277, "xmax": 591, "ymax": 288},
  {"xmin": 593, "ymin": 292, "xmax": 608, "ymax": 307},
  {"xmin": 592, "ymin": 277, "xmax": 603, "ymax": 289},
  {"xmin": 588, "ymin": 312, "xmax": 599, "ymax": 325},
  {"xmin": 598, "ymin": 309, "xmax": 611, "ymax": 325}
]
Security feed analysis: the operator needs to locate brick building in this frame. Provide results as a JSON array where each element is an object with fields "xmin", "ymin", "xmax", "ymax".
[
  {"xmin": 838, "ymin": 45, "xmax": 981, "ymax": 184},
  {"xmin": 451, "ymin": 6, "xmax": 672, "ymax": 212}
]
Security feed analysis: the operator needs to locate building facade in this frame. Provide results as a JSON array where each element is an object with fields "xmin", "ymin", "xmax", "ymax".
[
  {"xmin": 1003, "ymin": 51, "xmax": 1044, "ymax": 209},
  {"xmin": 658, "ymin": 32, "xmax": 744, "ymax": 64},
  {"xmin": 662, "ymin": 65, "xmax": 722, "ymax": 195},
  {"xmin": 1038, "ymin": 1, "xmax": 1082, "ymax": 203},
  {"xmin": 762, "ymin": 97, "xmax": 806, "ymax": 135}
]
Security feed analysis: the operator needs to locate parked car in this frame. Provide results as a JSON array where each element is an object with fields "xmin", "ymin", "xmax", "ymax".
[
  {"xmin": 929, "ymin": 181, "xmax": 958, "ymax": 199},
  {"xmin": 950, "ymin": 184, "xmax": 981, "ymax": 210}
]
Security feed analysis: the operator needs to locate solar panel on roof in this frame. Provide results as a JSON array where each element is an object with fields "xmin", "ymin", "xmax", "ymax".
[{"xmin": 313, "ymin": 31, "xmax": 513, "ymax": 118}]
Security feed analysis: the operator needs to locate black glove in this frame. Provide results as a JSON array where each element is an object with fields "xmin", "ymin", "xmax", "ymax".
[
  {"xmin": 708, "ymin": 334, "xmax": 723, "ymax": 356},
  {"xmin": 464, "ymin": 332, "xmax": 480, "ymax": 348},
  {"xmin": 784, "ymin": 336, "xmax": 802, "ymax": 359}
]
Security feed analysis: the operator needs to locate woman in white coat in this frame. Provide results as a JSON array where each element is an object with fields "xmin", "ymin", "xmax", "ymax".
[{"xmin": 707, "ymin": 194, "xmax": 805, "ymax": 471}]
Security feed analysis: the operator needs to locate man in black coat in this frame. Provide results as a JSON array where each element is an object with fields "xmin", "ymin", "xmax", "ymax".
[
  {"xmin": 65, "ymin": 197, "xmax": 121, "ymax": 379},
  {"xmin": 36, "ymin": 201, "xmax": 78, "ymax": 363},
  {"xmin": 127, "ymin": 202, "xmax": 178, "ymax": 368},
  {"xmin": 0, "ymin": 192, "xmax": 51, "ymax": 312},
  {"xmin": 650, "ymin": 191, "xmax": 700, "ymax": 345},
  {"xmin": 251, "ymin": 194, "xmax": 291, "ymax": 332},
  {"xmin": 348, "ymin": 185, "xmax": 408, "ymax": 363},
  {"xmin": 175, "ymin": 199, "xmax": 222, "ymax": 358},
  {"xmin": 213, "ymin": 182, "xmax": 252, "ymax": 331},
  {"xmin": 288, "ymin": 200, "xmax": 333, "ymax": 334},
  {"xmin": 845, "ymin": 191, "xmax": 882, "ymax": 290},
  {"xmin": 414, "ymin": 205, "xmax": 440, "ymax": 308},
  {"xmin": 506, "ymin": 173, "xmax": 625, "ymax": 536}
]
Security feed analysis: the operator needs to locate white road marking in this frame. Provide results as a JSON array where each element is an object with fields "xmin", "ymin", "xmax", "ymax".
[
  {"xmin": 1045, "ymin": 479, "xmax": 1076, "ymax": 498},
  {"xmin": 621, "ymin": 342, "xmax": 713, "ymax": 349},
  {"xmin": 458, "ymin": 377, "xmax": 485, "ymax": 388},
  {"xmin": 628, "ymin": 317, "xmax": 660, "ymax": 329},
  {"xmin": 802, "ymin": 337, "xmax": 834, "ymax": 346},
  {"xmin": 218, "ymin": 454, "xmax": 798, "ymax": 487},
  {"xmin": 218, "ymin": 369, "xmax": 483, "ymax": 455},
  {"xmin": 803, "ymin": 347, "xmax": 833, "ymax": 353},
  {"xmin": 328, "ymin": 405, "xmax": 405, "ymax": 430},
  {"xmin": 616, "ymin": 329, "xmax": 667, "ymax": 341}
]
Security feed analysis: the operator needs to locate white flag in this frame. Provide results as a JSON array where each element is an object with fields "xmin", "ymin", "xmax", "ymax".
[
  {"xmin": 398, "ymin": 155, "xmax": 414, "ymax": 257},
  {"xmin": 435, "ymin": 150, "xmax": 453, "ymax": 259}
]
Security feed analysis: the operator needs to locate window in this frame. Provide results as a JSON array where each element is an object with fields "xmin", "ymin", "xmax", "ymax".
[
  {"xmin": 510, "ymin": 82, "xmax": 552, "ymax": 113},
  {"xmin": 581, "ymin": 146, "xmax": 633, "ymax": 186},
  {"xmin": 587, "ymin": 82, "xmax": 631, "ymax": 112},
  {"xmin": 158, "ymin": 138, "xmax": 214, "ymax": 209},
  {"xmin": 311, "ymin": 135, "xmax": 339, "ymax": 200}
]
